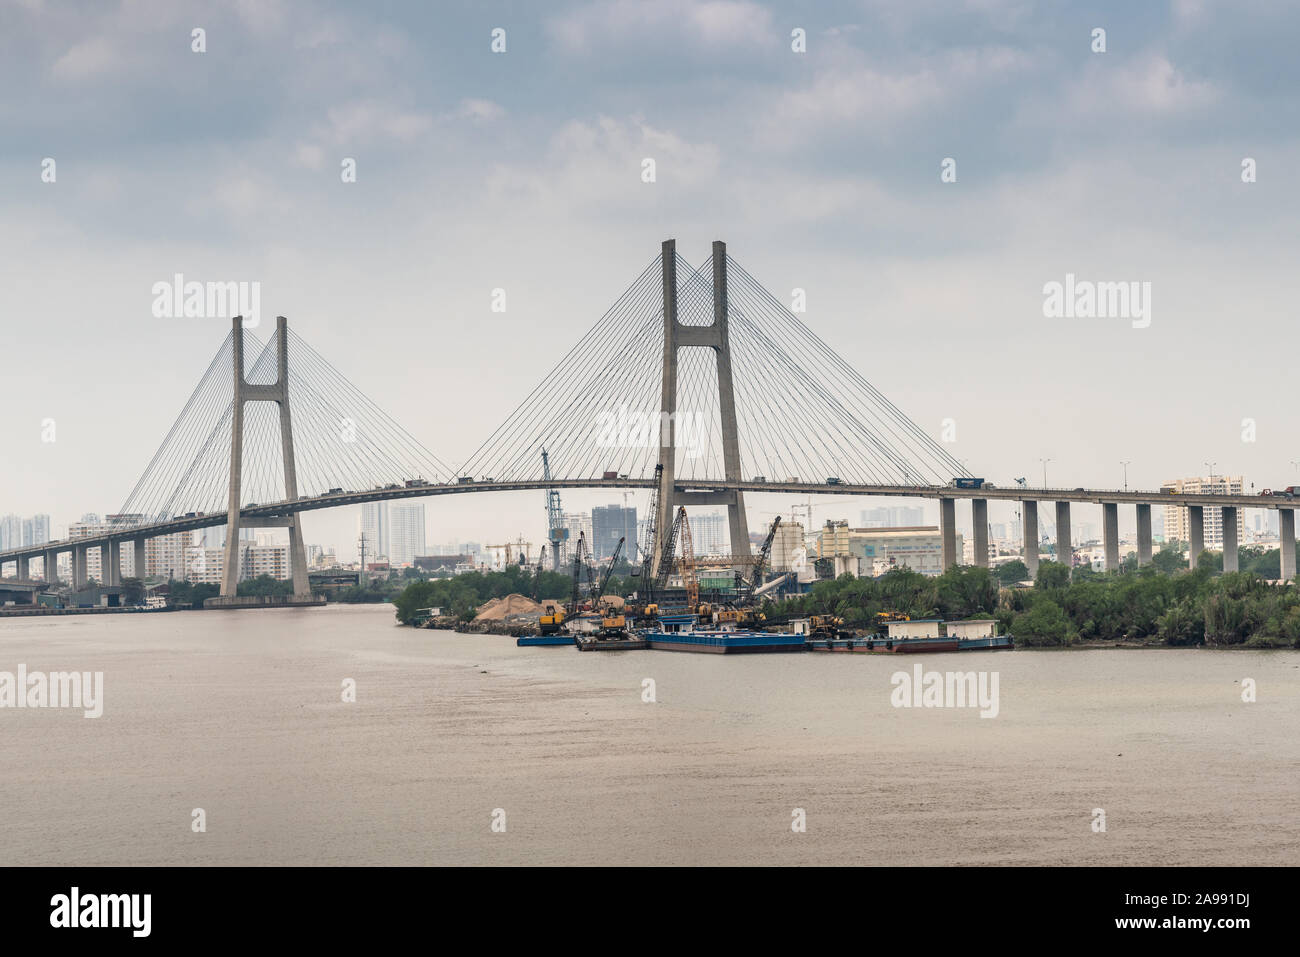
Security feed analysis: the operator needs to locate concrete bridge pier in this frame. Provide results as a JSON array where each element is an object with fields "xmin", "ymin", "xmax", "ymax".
[
  {"xmin": 1221, "ymin": 507, "xmax": 1238, "ymax": 573},
  {"xmin": 1136, "ymin": 504, "xmax": 1153, "ymax": 566},
  {"xmin": 104, "ymin": 540, "xmax": 121, "ymax": 586},
  {"xmin": 1055, "ymin": 501, "xmax": 1072, "ymax": 572},
  {"xmin": 1021, "ymin": 501, "xmax": 1039, "ymax": 577},
  {"xmin": 939, "ymin": 497, "xmax": 957, "ymax": 569},
  {"xmin": 43, "ymin": 548, "xmax": 59, "ymax": 583},
  {"xmin": 73, "ymin": 545, "xmax": 88, "ymax": 589},
  {"xmin": 134, "ymin": 539, "xmax": 147, "ymax": 580},
  {"xmin": 1188, "ymin": 506, "xmax": 1204, "ymax": 570},
  {"xmin": 16, "ymin": 555, "xmax": 29, "ymax": 580},
  {"xmin": 972, "ymin": 498, "xmax": 988, "ymax": 567},
  {"xmin": 1280, "ymin": 509, "xmax": 1296, "ymax": 582},
  {"xmin": 1102, "ymin": 503, "xmax": 1120, "ymax": 571}
]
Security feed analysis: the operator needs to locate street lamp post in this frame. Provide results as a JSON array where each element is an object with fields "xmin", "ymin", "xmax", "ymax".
[
  {"xmin": 1120, "ymin": 460, "xmax": 1131, "ymax": 492},
  {"xmin": 1205, "ymin": 461, "xmax": 1217, "ymax": 487},
  {"xmin": 1038, "ymin": 458, "xmax": 1051, "ymax": 490}
]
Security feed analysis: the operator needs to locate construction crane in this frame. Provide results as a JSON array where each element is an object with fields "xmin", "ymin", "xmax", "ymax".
[
  {"xmin": 542, "ymin": 449, "xmax": 568, "ymax": 570},
  {"xmin": 677, "ymin": 507, "xmax": 699, "ymax": 610},
  {"xmin": 570, "ymin": 531, "xmax": 593, "ymax": 609},
  {"xmin": 639, "ymin": 463, "xmax": 664, "ymax": 602},
  {"xmin": 595, "ymin": 537, "xmax": 625, "ymax": 604},
  {"xmin": 746, "ymin": 516, "xmax": 781, "ymax": 598},
  {"xmin": 652, "ymin": 503, "xmax": 683, "ymax": 596},
  {"xmin": 486, "ymin": 538, "xmax": 532, "ymax": 568}
]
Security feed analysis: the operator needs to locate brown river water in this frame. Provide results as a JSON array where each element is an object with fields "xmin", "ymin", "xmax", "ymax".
[{"xmin": 1, "ymin": 604, "xmax": 1297, "ymax": 866}]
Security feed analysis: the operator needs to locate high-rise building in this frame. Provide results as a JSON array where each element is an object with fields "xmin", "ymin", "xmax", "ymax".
[
  {"xmin": 0, "ymin": 515, "xmax": 22, "ymax": 551},
  {"xmin": 688, "ymin": 511, "xmax": 728, "ymax": 556},
  {"xmin": 591, "ymin": 504, "xmax": 637, "ymax": 562},
  {"xmin": 562, "ymin": 513, "xmax": 593, "ymax": 552},
  {"xmin": 2, "ymin": 514, "xmax": 51, "ymax": 550},
  {"xmin": 388, "ymin": 503, "xmax": 426, "ymax": 565},
  {"xmin": 1161, "ymin": 476, "xmax": 1245, "ymax": 550},
  {"xmin": 859, "ymin": 506, "xmax": 926, "ymax": 528},
  {"xmin": 360, "ymin": 503, "xmax": 389, "ymax": 560}
]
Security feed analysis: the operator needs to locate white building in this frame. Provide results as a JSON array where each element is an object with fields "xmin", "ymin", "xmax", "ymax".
[
  {"xmin": 360, "ymin": 502, "xmax": 389, "ymax": 561},
  {"xmin": 388, "ymin": 503, "xmax": 426, "ymax": 565},
  {"xmin": 688, "ymin": 511, "xmax": 728, "ymax": 556},
  {"xmin": 1161, "ymin": 476, "xmax": 1245, "ymax": 551}
]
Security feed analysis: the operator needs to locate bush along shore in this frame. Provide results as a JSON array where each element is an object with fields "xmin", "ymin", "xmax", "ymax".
[{"xmin": 765, "ymin": 559, "xmax": 1300, "ymax": 649}]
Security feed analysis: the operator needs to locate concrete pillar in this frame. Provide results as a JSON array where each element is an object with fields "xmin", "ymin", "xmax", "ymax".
[
  {"xmin": 654, "ymin": 240, "xmax": 678, "ymax": 579},
  {"xmin": 1136, "ymin": 504, "xmax": 1152, "ymax": 566},
  {"xmin": 104, "ymin": 540, "xmax": 121, "ymax": 586},
  {"xmin": 972, "ymin": 498, "xmax": 988, "ymax": 568},
  {"xmin": 1188, "ymin": 505, "xmax": 1204, "ymax": 570},
  {"xmin": 134, "ymin": 539, "xmax": 147, "ymax": 580},
  {"xmin": 939, "ymin": 497, "xmax": 957, "ymax": 570},
  {"xmin": 43, "ymin": 549, "xmax": 59, "ymax": 583},
  {"xmin": 1102, "ymin": 503, "xmax": 1120, "ymax": 571},
  {"xmin": 1221, "ymin": 507, "xmax": 1238, "ymax": 573},
  {"xmin": 73, "ymin": 545, "xmax": 88, "ymax": 589},
  {"xmin": 711, "ymin": 241, "xmax": 751, "ymax": 568},
  {"xmin": 1021, "ymin": 501, "xmax": 1039, "ymax": 577},
  {"xmin": 17, "ymin": 555, "xmax": 29, "ymax": 580},
  {"xmin": 1055, "ymin": 501, "xmax": 1072, "ymax": 572},
  {"xmin": 1280, "ymin": 509, "xmax": 1296, "ymax": 582},
  {"xmin": 275, "ymin": 317, "xmax": 311, "ymax": 598},
  {"xmin": 221, "ymin": 316, "xmax": 246, "ymax": 597}
]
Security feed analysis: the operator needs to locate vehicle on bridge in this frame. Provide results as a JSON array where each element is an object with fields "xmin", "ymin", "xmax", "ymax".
[
  {"xmin": 457, "ymin": 476, "xmax": 474, "ymax": 484},
  {"xmin": 404, "ymin": 479, "xmax": 428, "ymax": 487},
  {"xmin": 951, "ymin": 477, "xmax": 985, "ymax": 490},
  {"xmin": 328, "ymin": 487, "xmax": 343, "ymax": 494},
  {"xmin": 1262, "ymin": 486, "xmax": 1299, "ymax": 499},
  {"xmin": 826, "ymin": 477, "xmax": 842, "ymax": 485},
  {"xmin": 752, "ymin": 476, "xmax": 767, "ymax": 483}
]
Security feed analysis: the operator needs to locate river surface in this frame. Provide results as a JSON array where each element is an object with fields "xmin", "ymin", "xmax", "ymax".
[{"xmin": 1, "ymin": 604, "xmax": 1296, "ymax": 866}]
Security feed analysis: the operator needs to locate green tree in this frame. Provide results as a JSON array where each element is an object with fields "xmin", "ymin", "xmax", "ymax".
[
  {"xmin": 1012, "ymin": 598, "xmax": 1073, "ymax": 646},
  {"xmin": 995, "ymin": 559, "xmax": 1030, "ymax": 585}
]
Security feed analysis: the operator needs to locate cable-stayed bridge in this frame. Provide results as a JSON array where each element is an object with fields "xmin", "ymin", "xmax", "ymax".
[{"xmin": 2, "ymin": 239, "xmax": 1294, "ymax": 599}]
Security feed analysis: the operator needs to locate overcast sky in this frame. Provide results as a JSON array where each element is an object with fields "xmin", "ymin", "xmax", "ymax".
[{"xmin": 3, "ymin": 0, "xmax": 1298, "ymax": 556}]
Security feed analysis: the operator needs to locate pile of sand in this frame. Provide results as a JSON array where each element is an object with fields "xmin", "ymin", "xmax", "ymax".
[{"xmin": 474, "ymin": 593, "xmax": 544, "ymax": 621}]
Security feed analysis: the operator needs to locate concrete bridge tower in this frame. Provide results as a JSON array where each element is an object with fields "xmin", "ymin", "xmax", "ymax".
[
  {"xmin": 219, "ymin": 316, "xmax": 311, "ymax": 599},
  {"xmin": 654, "ymin": 240, "xmax": 752, "ymax": 574}
]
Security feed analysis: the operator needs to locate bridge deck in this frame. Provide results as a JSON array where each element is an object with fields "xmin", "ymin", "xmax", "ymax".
[{"xmin": 1, "ymin": 479, "xmax": 1289, "ymax": 565}]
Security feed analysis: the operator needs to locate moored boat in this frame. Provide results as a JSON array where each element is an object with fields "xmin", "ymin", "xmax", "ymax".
[
  {"xmin": 643, "ymin": 614, "xmax": 805, "ymax": 654},
  {"xmin": 516, "ymin": 634, "xmax": 577, "ymax": 646}
]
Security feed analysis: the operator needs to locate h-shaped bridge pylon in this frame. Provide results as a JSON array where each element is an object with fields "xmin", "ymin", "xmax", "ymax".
[{"xmin": 222, "ymin": 315, "xmax": 310, "ymax": 598}]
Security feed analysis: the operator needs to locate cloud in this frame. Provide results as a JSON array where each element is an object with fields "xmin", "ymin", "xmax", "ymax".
[
  {"xmin": 1068, "ymin": 54, "xmax": 1219, "ymax": 116},
  {"xmin": 547, "ymin": 0, "xmax": 774, "ymax": 55},
  {"xmin": 50, "ymin": 35, "xmax": 117, "ymax": 80}
]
